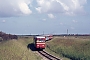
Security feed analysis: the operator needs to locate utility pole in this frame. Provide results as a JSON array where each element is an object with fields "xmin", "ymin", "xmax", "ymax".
[{"xmin": 67, "ymin": 29, "xmax": 68, "ymax": 35}]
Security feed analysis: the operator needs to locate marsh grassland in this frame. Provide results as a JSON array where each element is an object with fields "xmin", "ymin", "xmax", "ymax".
[
  {"xmin": 0, "ymin": 37, "xmax": 41, "ymax": 60},
  {"xmin": 45, "ymin": 36, "xmax": 90, "ymax": 60}
]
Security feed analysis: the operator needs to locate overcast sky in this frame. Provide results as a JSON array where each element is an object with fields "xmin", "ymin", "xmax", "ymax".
[{"xmin": 0, "ymin": 0, "xmax": 90, "ymax": 35}]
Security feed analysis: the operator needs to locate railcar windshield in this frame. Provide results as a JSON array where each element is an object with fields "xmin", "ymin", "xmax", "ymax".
[{"xmin": 36, "ymin": 40, "xmax": 45, "ymax": 42}]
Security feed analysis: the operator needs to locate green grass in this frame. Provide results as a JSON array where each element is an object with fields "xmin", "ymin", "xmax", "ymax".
[
  {"xmin": 45, "ymin": 36, "xmax": 90, "ymax": 60},
  {"xmin": 0, "ymin": 37, "xmax": 41, "ymax": 60}
]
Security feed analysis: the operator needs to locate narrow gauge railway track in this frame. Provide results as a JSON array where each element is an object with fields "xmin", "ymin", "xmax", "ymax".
[{"xmin": 38, "ymin": 50, "xmax": 61, "ymax": 60}]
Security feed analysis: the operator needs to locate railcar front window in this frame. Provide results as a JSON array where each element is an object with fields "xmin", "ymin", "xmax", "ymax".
[
  {"xmin": 36, "ymin": 40, "xmax": 45, "ymax": 42},
  {"xmin": 40, "ymin": 40, "xmax": 45, "ymax": 42}
]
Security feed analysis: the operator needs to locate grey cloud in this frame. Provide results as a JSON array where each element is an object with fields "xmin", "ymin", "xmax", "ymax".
[
  {"xmin": 36, "ymin": 0, "xmax": 87, "ymax": 16},
  {"xmin": 0, "ymin": 0, "xmax": 32, "ymax": 17}
]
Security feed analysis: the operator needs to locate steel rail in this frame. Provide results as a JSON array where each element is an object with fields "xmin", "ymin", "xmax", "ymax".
[{"xmin": 38, "ymin": 50, "xmax": 61, "ymax": 60}]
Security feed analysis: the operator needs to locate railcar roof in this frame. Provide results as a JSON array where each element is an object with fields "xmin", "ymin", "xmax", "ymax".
[
  {"xmin": 42, "ymin": 35, "xmax": 53, "ymax": 36},
  {"xmin": 34, "ymin": 36, "xmax": 45, "ymax": 38}
]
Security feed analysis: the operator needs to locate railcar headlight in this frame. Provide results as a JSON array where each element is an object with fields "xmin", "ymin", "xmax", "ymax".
[
  {"xmin": 37, "ymin": 45, "xmax": 39, "ymax": 46},
  {"xmin": 42, "ymin": 45, "xmax": 44, "ymax": 46}
]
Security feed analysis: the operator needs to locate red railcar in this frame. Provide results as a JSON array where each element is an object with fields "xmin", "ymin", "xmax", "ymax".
[
  {"xmin": 43, "ymin": 35, "xmax": 53, "ymax": 41},
  {"xmin": 33, "ymin": 36, "xmax": 46, "ymax": 49}
]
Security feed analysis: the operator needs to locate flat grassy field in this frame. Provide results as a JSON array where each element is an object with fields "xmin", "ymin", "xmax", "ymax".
[
  {"xmin": 45, "ymin": 36, "xmax": 90, "ymax": 60},
  {"xmin": 0, "ymin": 37, "xmax": 41, "ymax": 60}
]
